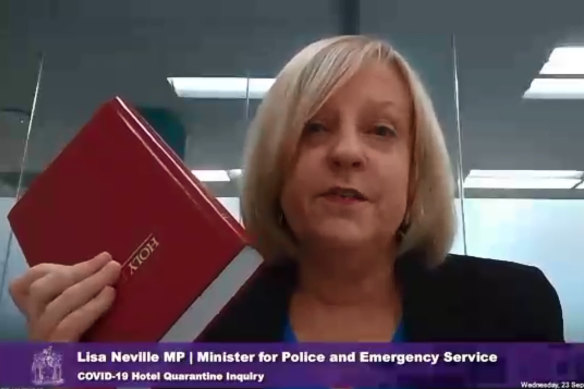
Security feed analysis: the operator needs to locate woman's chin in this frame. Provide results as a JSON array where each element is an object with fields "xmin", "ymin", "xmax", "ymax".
[{"xmin": 310, "ymin": 224, "xmax": 372, "ymax": 247}]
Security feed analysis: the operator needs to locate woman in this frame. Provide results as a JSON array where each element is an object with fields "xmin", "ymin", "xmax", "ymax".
[{"xmin": 9, "ymin": 35, "xmax": 563, "ymax": 344}]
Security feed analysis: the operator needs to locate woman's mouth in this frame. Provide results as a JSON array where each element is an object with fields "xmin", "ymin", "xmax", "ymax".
[{"xmin": 320, "ymin": 186, "xmax": 367, "ymax": 204}]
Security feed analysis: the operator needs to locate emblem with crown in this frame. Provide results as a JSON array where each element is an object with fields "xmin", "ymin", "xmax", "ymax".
[{"xmin": 31, "ymin": 346, "xmax": 64, "ymax": 385}]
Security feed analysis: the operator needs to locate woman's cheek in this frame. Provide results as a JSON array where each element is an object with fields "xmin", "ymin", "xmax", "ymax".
[{"xmin": 377, "ymin": 174, "xmax": 409, "ymax": 223}]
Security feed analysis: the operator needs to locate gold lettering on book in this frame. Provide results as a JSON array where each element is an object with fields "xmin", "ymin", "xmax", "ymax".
[{"xmin": 122, "ymin": 234, "xmax": 159, "ymax": 278}]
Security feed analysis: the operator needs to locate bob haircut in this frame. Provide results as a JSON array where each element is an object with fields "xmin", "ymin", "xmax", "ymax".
[{"xmin": 241, "ymin": 35, "xmax": 456, "ymax": 266}]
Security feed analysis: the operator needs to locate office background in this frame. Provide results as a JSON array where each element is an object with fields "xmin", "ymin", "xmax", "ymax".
[{"xmin": 1, "ymin": 0, "xmax": 583, "ymax": 340}]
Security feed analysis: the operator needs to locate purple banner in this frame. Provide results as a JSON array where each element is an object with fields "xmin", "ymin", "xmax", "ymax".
[{"xmin": 0, "ymin": 342, "xmax": 583, "ymax": 388}]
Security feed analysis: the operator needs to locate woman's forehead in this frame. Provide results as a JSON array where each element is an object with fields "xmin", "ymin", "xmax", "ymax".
[{"xmin": 314, "ymin": 61, "xmax": 412, "ymax": 115}]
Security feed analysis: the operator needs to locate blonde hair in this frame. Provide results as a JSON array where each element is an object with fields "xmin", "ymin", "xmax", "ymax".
[{"xmin": 241, "ymin": 35, "xmax": 456, "ymax": 266}]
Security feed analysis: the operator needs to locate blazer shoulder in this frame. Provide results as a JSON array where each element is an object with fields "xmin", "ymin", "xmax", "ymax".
[
  {"xmin": 435, "ymin": 254, "xmax": 564, "ymax": 341},
  {"xmin": 439, "ymin": 254, "xmax": 547, "ymax": 283},
  {"xmin": 438, "ymin": 254, "xmax": 559, "ymax": 305}
]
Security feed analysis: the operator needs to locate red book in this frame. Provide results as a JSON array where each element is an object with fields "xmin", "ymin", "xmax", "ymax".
[{"xmin": 7, "ymin": 97, "xmax": 262, "ymax": 342}]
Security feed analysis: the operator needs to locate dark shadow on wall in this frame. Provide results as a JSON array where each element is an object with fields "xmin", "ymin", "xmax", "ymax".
[{"xmin": 137, "ymin": 107, "xmax": 186, "ymax": 160}]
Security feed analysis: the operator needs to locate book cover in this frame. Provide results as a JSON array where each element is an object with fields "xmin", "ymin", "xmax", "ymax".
[{"xmin": 7, "ymin": 97, "xmax": 262, "ymax": 342}]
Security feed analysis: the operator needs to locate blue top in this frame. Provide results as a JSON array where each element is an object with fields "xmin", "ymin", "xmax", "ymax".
[
  {"xmin": 280, "ymin": 318, "xmax": 407, "ymax": 389},
  {"xmin": 284, "ymin": 318, "xmax": 406, "ymax": 343}
]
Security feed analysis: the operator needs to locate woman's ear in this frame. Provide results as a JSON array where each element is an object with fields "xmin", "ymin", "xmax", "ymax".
[{"xmin": 397, "ymin": 207, "xmax": 411, "ymax": 242}]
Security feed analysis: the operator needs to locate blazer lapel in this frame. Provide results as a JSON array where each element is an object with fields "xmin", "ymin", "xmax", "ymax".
[{"xmin": 399, "ymin": 254, "xmax": 473, "ymax": 341}]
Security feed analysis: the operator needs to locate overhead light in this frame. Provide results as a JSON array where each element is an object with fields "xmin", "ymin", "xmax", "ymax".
[
  {"xmin": 540, "ymin": 47, "xmax": 584, "ymax": 75},
  {"xmin": 523, "ymin": 78, "xmax": 584, "ymax": 99},
  {"xmin": 248, "ymin": 79, "xmax": 275, "ymax": 99},
  {"xmin": 167, "ymin": 77, "xmax": 275, "ymax": 99},
  {"xmin": 468, "ymin": 170, "xmax": 583, "ymax": 179},
  {"xmin": 191, "ymin": 169, "xmax": 244, "ymax": 182},
  {"xmin": 191, "ymin": 170, "xmax": 230, "ymax": 182},
  {"xmin": 463, "ymin": 170, "xmax": 583, "ymax": 189},
  {"xmin": 524, "ymin": 46, "xmax": 584, "ymax": 99},
  {"xmin": 464, "ymin": 178, "xmax": 581, "ymax": 189},
  {"xmin": 540, "ymin": 62, "xmax": 584, "ymax": 75},
  {"xmin": 577, "ymin": 181, "xmax": 584, "ymax": 189},
  {"xmin": 227, "ymin": 169, "xmax": 243, "ymax": 180}
]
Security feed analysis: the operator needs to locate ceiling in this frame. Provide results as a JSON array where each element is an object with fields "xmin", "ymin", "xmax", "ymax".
[{"xmin": 1, "ymin": 0, "xmax": 584, "ymax": 198}]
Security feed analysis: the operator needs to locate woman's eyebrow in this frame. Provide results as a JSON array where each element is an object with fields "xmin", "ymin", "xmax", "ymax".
[
  {"xmin": 366, "ymin": 99, "xmax": 411, "ymax": 120},
  {"xmin": 368, "ymin": 99, "xmax": 401, "ymax": 111}
]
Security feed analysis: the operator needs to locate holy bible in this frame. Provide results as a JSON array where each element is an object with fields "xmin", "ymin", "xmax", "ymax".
[{"xmin": 7, "ymin": 97, "xmax": 263, "ymax": 342}]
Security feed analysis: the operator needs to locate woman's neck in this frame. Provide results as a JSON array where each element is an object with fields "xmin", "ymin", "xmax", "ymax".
[
  {"xmin": 296, "ymin": 243, "xmax": 399, "ymax": 306},
  {"xmin": 290, "ymin": 243, "xmax": 403, "ymax": 342}
]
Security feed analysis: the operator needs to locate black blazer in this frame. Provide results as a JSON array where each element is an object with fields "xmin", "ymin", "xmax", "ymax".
[{"xmin": 201, "ymin": 254, "xmax": 564, "ymax": 342}]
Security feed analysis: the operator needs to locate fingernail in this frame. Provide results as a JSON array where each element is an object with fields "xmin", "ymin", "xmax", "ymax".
[
  {"xmin": 97, "ymin": 251, "xmax": 112, "ymax": 260},
  {"xmin": 107, "ymin": 260, "xmax": 121, "ymax": 270}
]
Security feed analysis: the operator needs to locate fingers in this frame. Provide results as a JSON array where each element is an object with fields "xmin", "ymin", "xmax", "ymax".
[
  {"xmin": 37, "ymin": 260, "xmax": 121, "ymax": 340},
  {"xmin": 9, "ymin": 263, "xmax": 62, "ymax": 314},
  {"xmin": 27, "ymin": 272, "xmax": 66, "ymax": 321},
  {"xmin": 8, "ymin": 251, "xmax": 120, "ymax": 342},
  {"xmin": 12, "ymin": 252, "xmax": 114, "ymax": 320},
  {"xmin": 70, "ymin": 252, "xmax": 114, "ymax": 283},
  {"xmin": 45, "ymin": 286, "xmax": 116, "ymax": 342}
]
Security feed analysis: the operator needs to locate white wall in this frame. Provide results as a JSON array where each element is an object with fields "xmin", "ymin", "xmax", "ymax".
[
  {"xmin": 460, "ymin": 198, "xmax": 584, "ymax": 342},
  {"xmin": 216, "ymin": 197, "xmax": 242, "ymax": 224}
]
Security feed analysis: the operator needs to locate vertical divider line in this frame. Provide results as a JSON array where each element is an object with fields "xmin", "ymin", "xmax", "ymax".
[
  {"xmin": 240, "ymin": 73, "xmax": 252, "ymax": 223},
  {"xmin": 244, "ymin": 74, "xmax": 251, "ymax": 123},
  {"xmin": 452, "ymin": 34, "xmax": 468, "ymax": 255},
  {"xmin": 338, "ymin": 0, "xmax": 360, "ymax": 35},
  {"xmin": 0, "ymin": 54, "xmax": 44, "ymax": 305}
]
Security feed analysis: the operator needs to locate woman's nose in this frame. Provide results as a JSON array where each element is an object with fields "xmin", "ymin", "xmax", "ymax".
[{"xmin": 327, "ymin": 127, "xmax": 365, "ymax": 170}]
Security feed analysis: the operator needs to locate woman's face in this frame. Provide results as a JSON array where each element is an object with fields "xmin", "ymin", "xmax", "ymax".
[{"xmin": 280, "ymin": 61, "xmax": 413, "ymax": 251}]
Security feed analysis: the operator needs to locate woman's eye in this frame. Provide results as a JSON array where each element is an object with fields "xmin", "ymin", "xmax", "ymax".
[
  {"xmin": 304, "ymin": 122, "xmax": 327, "ymax": 134},
  {"xmin": 371, "ymin": 124, "xmax": 396, "ymax": 137}
]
